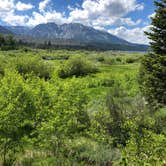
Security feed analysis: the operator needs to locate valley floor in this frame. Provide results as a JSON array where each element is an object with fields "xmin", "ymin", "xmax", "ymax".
[{"xmin": 0, "ymin": 49, "xmax": 165, "ymax": 165}]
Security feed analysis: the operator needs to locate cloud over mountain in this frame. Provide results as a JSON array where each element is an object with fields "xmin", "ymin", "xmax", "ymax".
[{"xmin": 0, "ymin": 0, "xmax": 154, "ymax": 44}]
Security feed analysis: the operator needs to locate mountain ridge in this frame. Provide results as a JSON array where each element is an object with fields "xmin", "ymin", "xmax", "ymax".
[{"xmin": 0, "ymin": 23, "xmax": 148, "ymax": 51}]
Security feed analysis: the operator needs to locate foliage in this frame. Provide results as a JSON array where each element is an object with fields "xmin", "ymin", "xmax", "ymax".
[
  {"xmin": 66, "ymin": 137, "xmax": 120, "ymax": 165},
  {"xmin": 58, "ymin": 56, "xmax": 98, "ymax": 78},
  {"xmin": 0, "ymin": 35, "xmax": 17, "ymax": 51},
  {"xmin": 145, "ymin": 0, "xmax": 166, "ymax": 55},
  {"xmin": 0, "ymin": 49, "xmax": 165, "ymax": 165},
  {"xmin": 140, "ymin": 53, "xmax": 166, "ymax": 108},
  {"xmin": 0, "ymin": 70, "xmax": 56, "ymax": 165},
  {"xmin": 154, "ymin": 107, "xmax": 166, "ymax": 134},
  {"xmin": 121, "ymin": 130, "xmax": 166, "ymax": 165},
  {"xmin": 13, "ymin": 56, "xmax": 53, "ymax": 80},
  {"xmin": 140, "ymin": 0, "xmax": 166, "ymax": 108},
  {"xmin": 106, "ymin": 84, "xmax": 134, "ymax": 147}
]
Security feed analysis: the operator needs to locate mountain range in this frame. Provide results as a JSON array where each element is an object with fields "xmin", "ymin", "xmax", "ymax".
[{"xmin": 0, "ymin": 23, "xmax": 148, "ymax": 51}]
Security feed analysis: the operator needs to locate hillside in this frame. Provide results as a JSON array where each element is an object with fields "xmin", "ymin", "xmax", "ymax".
[{"xmin": 0, "ymin": 26, "xmax": 13, "ymax": 35}]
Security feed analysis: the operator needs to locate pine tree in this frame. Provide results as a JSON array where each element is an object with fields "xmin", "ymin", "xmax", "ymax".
[
  {"xmin": 145, "ymin": 0, "xmax": 166, "ymax": 54},
  {"xmin": 140, "ymin": 0, "xmax": 166, "ymax": 109}
]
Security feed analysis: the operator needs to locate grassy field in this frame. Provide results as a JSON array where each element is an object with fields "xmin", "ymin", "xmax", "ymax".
[{"xmin": 0, "ymin": 49, "xmax": 142, "ymax": 100}]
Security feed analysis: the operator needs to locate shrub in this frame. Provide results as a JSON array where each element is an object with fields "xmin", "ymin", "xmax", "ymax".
[
  {"xmin": 126, "ymin": 58, "xmax": 136, "ymax": 63},
  {"xmin": 97, "ymin": 56, "xmax": 105, "ymax": 62},
  {"xmin": 58, "ymin": 57, "xmax": 98, "ymax": 78},
  {"xmin": 66, "ymin": 137, "xmax": 120, "ymax": 165},
  {"xmin": 0, "ymin": 65, "xmax": 4, "ymax": 76},
  {"xmin": 14, "ymin": 56, "xmax": 53, "ymax": 80},
  {"xmin": 121, "ymin": 130, "xmax": 166, "ymax": 165},
  {"xmin": 101, "ymin": 78, "xmax": 115, "ymax": 87},
  {"xmin": 104, "ymin": 57, "xmax": 116, "ymax": 65},
  {"xmin": 106, "ymin": 84, "xmax": 132, "ymax": 146},
  {"xmin": 116, "ymin": 57, "xmax": 122, "ymax": 63}
]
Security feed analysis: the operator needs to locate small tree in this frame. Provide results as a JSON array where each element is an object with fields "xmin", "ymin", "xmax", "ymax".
[{"xmin": 140, "ymin": 0, "xmax": 166, "ymax": 108}]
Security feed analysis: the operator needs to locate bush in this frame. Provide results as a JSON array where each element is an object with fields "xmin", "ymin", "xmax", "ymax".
[
  {"xmin": 0, "ymin": 65, "xmax": 4, "ymax": 76},
  {"xmin": 104, "ymin": 57, "xmax": 116, "ymax": 65},
  {"xmin": 101, "ymin": 78, "xmax": 115, "ymax": 87},
  {"xmin": 116, "ymin": 57, "xmax": 122, "ymax": 63},
  {"xmin": 121, "ymin": 130, "xmax": 166, "ymax": 165},
  {"xmin": 0, "ymin": 70, "xmax": 58, "ymax": 165},
  {"xmin": 14, "ymin": 56, "xmax": 53, "ymax": 80},
  {"xmin": 66, "ymin": 137, "xmax": 120, "ymax": 165},
  {"xmin": 106, "ymin": 84, "xmax": 132, "ymax": 146},
  {"xmin": 126, "ymin": 58, "xmax": 136, "ymax": 63},
  {"xmin": 58, "ymin": 57, "xmax": 98, "ymax": 78},
  {"xmin": 97, "ymin": 56, "xmax": 105, "ymax": 62}
]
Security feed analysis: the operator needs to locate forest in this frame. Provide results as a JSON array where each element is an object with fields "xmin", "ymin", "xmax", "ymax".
[{"xmin": 0, "ymin": 0, "xmax": 165, "ymax": 165}]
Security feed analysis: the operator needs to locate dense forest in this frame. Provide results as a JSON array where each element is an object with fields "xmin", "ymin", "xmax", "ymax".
[{"xmin": 0, "ymin": 0, "xmax": 165, "ymax": 165}]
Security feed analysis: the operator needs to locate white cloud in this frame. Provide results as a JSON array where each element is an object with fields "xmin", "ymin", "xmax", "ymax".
[
  {"xmin": 108, "ymin": 26, "xmax": 151, "ymax": 44},
  {"xmin": 39, "ymin": 0, "xmax": 51, "ymax": 12},
  {"xmin": 0, "ymin": 0, "xmax": 14, "ymax": 13},
  {"xmin": 2, "ymin": 12, "xmax": 29, "ymax": 25},
  {"xmin": 67, "ymin": 5, "xmax": 74, "ymax": 11},
  {"xmin": 0, "ymin": 0, "xmax": 144, "ymax": 27},
  {"xmin": 16, "ymin": 1, "xmax": 34, "ymax": 11},
  {"xmin": 27, "ymin": 11, "xmax": 67, "ymax": 26},
  {"xmin": 68, "ymin": 0, "xmax": 144, "ymax": 27},
  {"xmin": 92, "ymin": 17, "xmax": 142, "ymax": 27},
  {"xmin": 0, "ymin": 0, "xmax": 29, "ymax": 25},
  {"xmin": 94, "ymin": 26, "xmax": 106, "ymax": 31}
]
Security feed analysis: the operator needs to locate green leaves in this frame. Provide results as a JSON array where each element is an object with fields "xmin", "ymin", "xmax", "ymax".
[{"xmin": 58, "ymin": 56, "xmax": 98, "ymax": 78}]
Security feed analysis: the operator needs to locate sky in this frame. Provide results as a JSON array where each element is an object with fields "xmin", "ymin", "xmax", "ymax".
[{"xmin": 0, "ymin": 0, "xmax": 155, "ymax": 44}]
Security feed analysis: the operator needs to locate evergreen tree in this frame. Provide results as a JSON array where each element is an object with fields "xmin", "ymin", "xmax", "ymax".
[
  {"xmin": 140, "ymin": 0, "xmax": 166, "ymax": 109},
  {"xmin": 145, "ymin": 0, "xmax": 166, "ymax": 54},
  {"xmin": 0, "ymin": 34, "xmax": 5, "ymax": 47}
]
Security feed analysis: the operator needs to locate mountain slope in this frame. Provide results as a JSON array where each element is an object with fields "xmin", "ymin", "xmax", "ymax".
[
  {"xmin": 29, "ymin": 23, "xmax": 130, "ymax": 45},
  {"xmin": 5, "ymin": 26, "xmax": 31, "ymax": 35},
  {"xmin": 0, "ymin": 26, "xmax": 13, "ymax": 35}
]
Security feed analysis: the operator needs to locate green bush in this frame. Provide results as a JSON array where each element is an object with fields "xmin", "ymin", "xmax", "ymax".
[
  {"xmin": 14, "ymin": 56, "xmax": 53, "ymax": 80},
  {"xmin": 121, "ymin": 130, "xmax": 166, "ymax": 165},
  {"xmin": 116, "ymin": 57, "xmax": 122, "ymax": 63},
  {"xmin": 97, "ymin": 56, "xmax": 105, "ymax": 62},
  {"xmin": 0, "ymin": 65, "xmax": 4, "ymax": 76},
  {"xmin": 66, "ymin": 137, "xmax": 120, "ymax": 165},
  {"xmin": 58, "ymin": 57, "xmax": 98, "ymax": 78},
  {"xmin": 104, "ymin": 57, "xmax": 117, "ymax": 65},
  {"xmin": 101, "ymin": 78, "xmax": 115, "ymax": 87},
  {"xmin": 126, "ymin": 58, "xmax": 137, "ymax": 63}
]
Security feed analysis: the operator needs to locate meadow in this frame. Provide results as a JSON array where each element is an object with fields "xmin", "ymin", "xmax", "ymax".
[{"xmin": 0, "ymin": 49, "xmax": 165, "ymax": 165}]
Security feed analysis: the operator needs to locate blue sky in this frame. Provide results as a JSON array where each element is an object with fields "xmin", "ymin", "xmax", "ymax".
[{"xmin": 0, "ymin": 0, "xmax": 155, "ymax": 44}]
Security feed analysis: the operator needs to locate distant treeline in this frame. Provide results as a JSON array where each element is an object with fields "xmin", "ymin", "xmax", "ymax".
[
  {"xmin": 0, "ymin": 33, "xmax": 148, "ymax": 51},
  {"xmin": 0, "ymin": 34, "xmax": 17, "ymax": 50}
]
